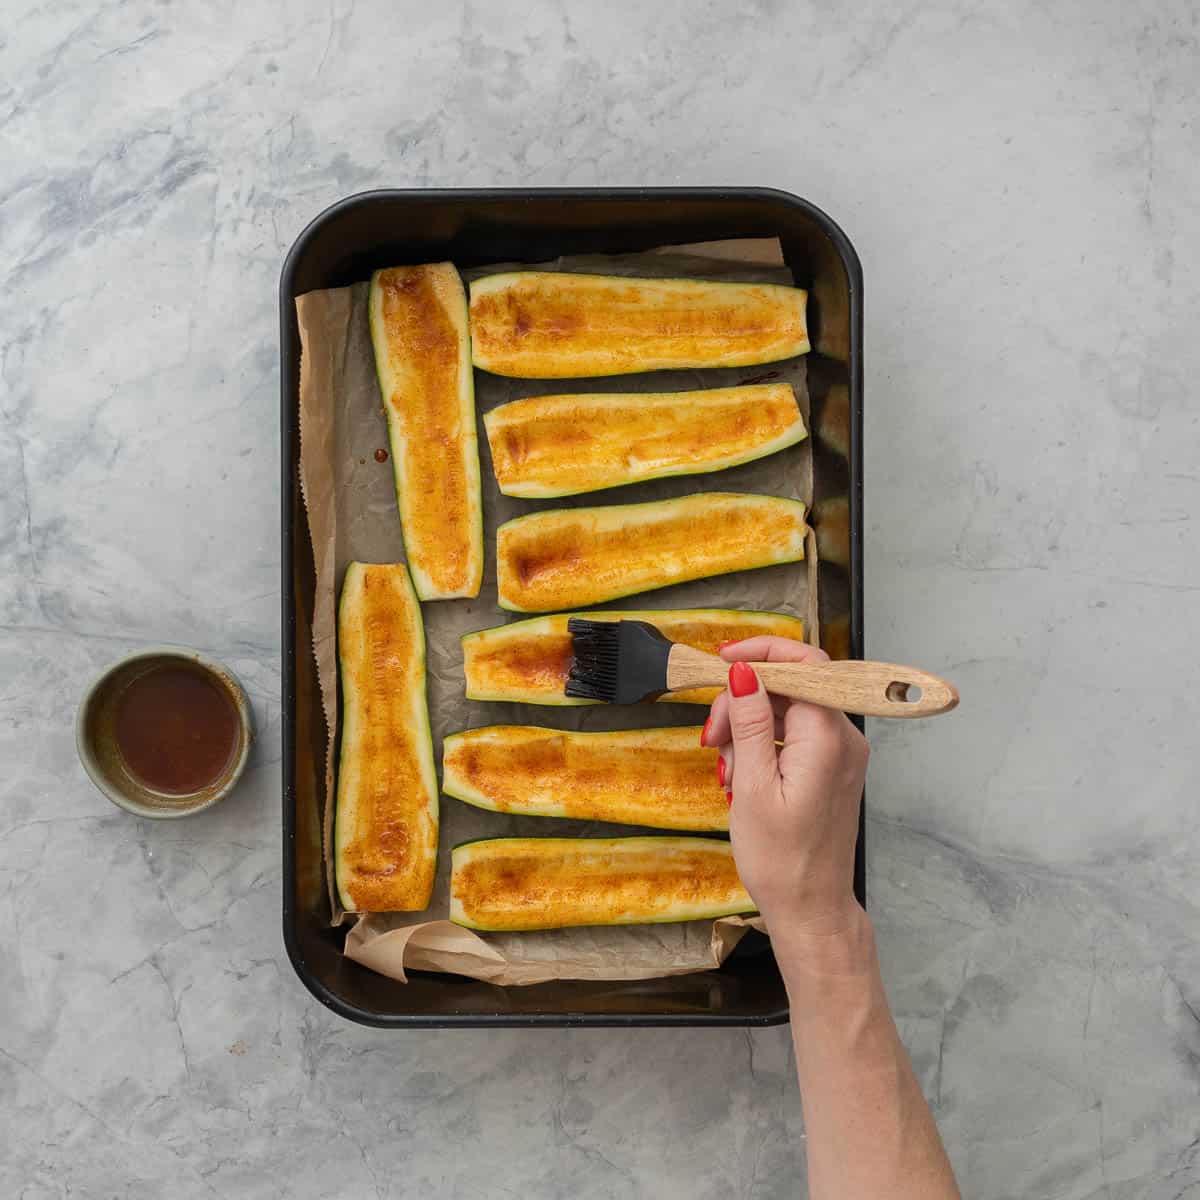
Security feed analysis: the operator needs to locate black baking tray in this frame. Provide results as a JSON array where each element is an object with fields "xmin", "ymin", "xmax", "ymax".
[{"xmin": 280, "ymin": 188, "xmax": 864, "ymax": 1027}]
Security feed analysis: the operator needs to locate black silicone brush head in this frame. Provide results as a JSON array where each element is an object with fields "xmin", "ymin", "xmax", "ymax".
[{"xmin": 564, "ymin": 619, "xmax": 674, "ymax": 704}]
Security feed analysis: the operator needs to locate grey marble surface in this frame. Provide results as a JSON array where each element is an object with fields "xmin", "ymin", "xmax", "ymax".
[{"xmin": 2, "ymin": 1, "xmax": 1198, "ymax": 1196}]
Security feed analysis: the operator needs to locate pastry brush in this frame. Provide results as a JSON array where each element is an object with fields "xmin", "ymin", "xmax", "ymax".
[{"xmin": 565, "ymin": 618, "xmax": 958, "ymax": 718}]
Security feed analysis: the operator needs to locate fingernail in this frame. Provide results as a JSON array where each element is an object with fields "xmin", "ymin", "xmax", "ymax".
[
  {"xmin": 719, "ymin": 639, "xmax": 739, "ymax": 651},
  {"xmin": 726, "ymin": 790, "xmax": 733, "ymax": 806},
  {"xmin": 717, "ymin": 756, "xmax": 726, "ymax": 786},
  {"xmin": 700, "ymin": 717, "xmax": 712, "ymax": 747},
  {"xmin": 728, "ymin": 661, "xmax": 758, "ymax": 697}
]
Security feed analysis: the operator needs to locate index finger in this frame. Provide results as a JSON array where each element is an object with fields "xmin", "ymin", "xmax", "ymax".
[{"xmin": 719, "ymin": 635, "xmax": 830, "ymax": 665}]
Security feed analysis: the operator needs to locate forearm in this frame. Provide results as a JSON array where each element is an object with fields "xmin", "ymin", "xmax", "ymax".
[{"xmin": 771, "ymin": 908, "xmax": 960, "ymax": 1200}]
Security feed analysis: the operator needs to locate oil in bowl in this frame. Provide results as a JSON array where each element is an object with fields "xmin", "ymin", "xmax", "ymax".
[
  {"xmin": 77, "ymin": 648, "xmax": 253, "ymax": 818},
  {"xmin": 114, "ymin": 661, "xmax": 241, "ymax": 794}
]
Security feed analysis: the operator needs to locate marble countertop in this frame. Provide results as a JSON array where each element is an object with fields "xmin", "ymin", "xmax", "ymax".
[{"xmin": 3, "ymin": 2, "xmax": 1198, "ymax": 1196}]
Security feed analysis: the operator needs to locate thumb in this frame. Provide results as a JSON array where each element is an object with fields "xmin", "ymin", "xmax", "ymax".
[{"xmin": 727, "ymin": 662, "xmax": 779, "ymax": 793}]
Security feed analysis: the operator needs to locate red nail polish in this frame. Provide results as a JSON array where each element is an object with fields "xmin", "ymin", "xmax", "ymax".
[
  {"xmin": 726, "ymin": 790, "xmax": 733, "ymax": 806},
  {"xmin": 728, "ymin": 661, "xmax": 758, "ymax": 697},
  {"xmin": 700, "ymin": 717, "xmax": 712, "ymax": 747},
  {"xmin": 717, "ymin": 756, "xmax": 726, "ymax": 787}
]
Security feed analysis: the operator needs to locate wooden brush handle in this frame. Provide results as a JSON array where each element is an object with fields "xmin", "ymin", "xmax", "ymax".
[{"xmin": 665, "ymin": 646, "xmax": 959, "ymax": 719}]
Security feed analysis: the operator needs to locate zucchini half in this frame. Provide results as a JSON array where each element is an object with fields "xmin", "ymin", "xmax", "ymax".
[
  {"xmin": 496, "ymin": 492, "xmax": 807, "ymax": 613},
  {"xmin": 461, "ymin": 607, "xmax": 806, "ymax": 706},
  {"xmin": 368, "ymin": 263, "xmax": 483, "ymax": 600},
  {"xmin": 334, "ymin": 562, "xmax": 438, "ymax": 912},
  {"xmin": 469, "ymin": 271, "xmax": 809, "ymax": 378},
  {"xmin": 442, "ymin": 726, "xmax": 727, "ymax": 831},
  {"xmin": 484, "ymin": 384, "xmax": 806, "ymax": 498},
  {"xmin": 449, "ymin": 837, "xmax": 754, "ymax": 931}
]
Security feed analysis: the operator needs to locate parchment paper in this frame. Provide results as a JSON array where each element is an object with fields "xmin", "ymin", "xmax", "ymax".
[{"xmin": 296, "ymin": 239, "xmax": 819, "ymax": 986}]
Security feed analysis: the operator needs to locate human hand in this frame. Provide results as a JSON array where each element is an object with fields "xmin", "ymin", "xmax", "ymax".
[
  {"xmin": 703, "ymin": 639, "xmax": 959, "ymax": 1199},
  {"xmin": 701, "ymin": 636, "xmax": 869, "ymax": 935}
]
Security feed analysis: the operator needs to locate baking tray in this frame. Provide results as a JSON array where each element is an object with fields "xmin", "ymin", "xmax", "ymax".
[{"xmin": 280, "ymin": 188, "xmax": 864, "ymax": 1027}]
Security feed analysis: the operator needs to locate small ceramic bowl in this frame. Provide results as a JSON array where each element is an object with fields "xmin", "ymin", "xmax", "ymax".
[{"xmin": 76, "ymin": 645, "xmax": 254, "ymax": 819}]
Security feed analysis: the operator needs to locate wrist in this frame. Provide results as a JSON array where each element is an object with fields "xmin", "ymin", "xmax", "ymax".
[
  {"xmin": 757, "ymin": 888, "xmax": 865, "ymax": 943},
  {"xmin": 765, "ymin": 902, "xmax": 879, "ymax": 1002}
]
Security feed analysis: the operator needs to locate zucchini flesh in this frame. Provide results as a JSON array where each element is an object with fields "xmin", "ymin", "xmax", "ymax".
[
  {"xmin": 449, "ymin": 837, "xmax": 754, "ymax": 931},
  {"xmin": 485, "ymin": 384, "xmax": 806, "ymax": 498},
  {"xmin": 469, "ymin": 271, "xmax": 809, "ymax": 378},
  {"xmin": 443, "ymin": 726, "xmax": 727, "ymax": 831},
  {"xmin": 496, "ymin": 492, "xmax": 806, "ymax": 613},
  {"xmin": 334, "ymin": 562, "xmax": 438, "ymax": 912},
  {"xmin": 369, "ymin": 263, "xmax": 483, "ymax": 600},
  {"xmin": 462, "ymin": 608, "xmax": 805, "ymax": 706}
]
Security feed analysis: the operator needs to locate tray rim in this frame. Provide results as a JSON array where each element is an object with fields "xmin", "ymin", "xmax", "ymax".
[{"xmin": 280, "ymin": 186, "xmax": 865, "ymax": 1028}]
